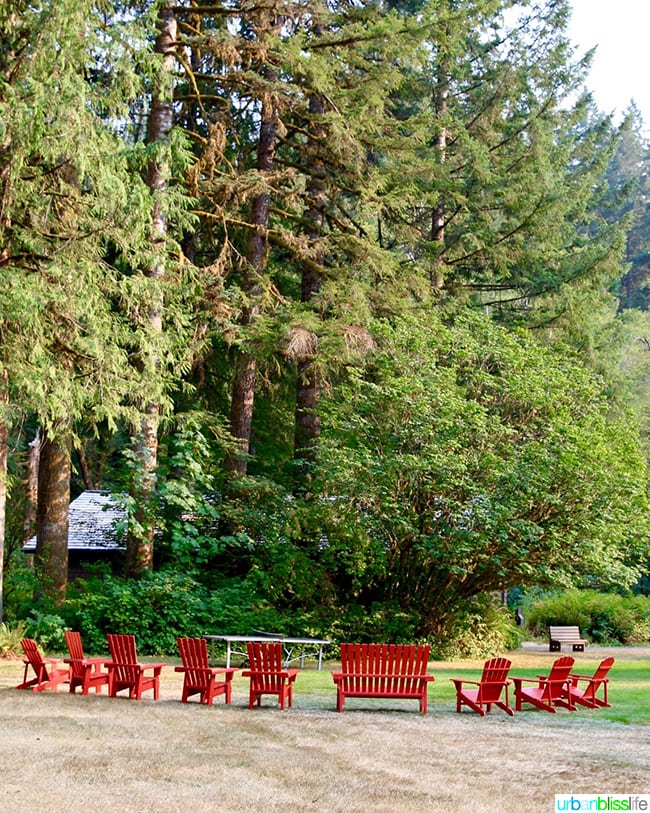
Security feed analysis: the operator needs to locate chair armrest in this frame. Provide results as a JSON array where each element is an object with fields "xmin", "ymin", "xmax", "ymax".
[
  {"xmin": 242, "ymin": 669, "xmax": 298, "ymax": 678},
  {"xmin": 174, "ymin": 666, "xmax": 237, "ymax": 678},
  {"xmin": 450, "ymin": 679, "xmax": 480, "ymax": 689},
  {"xmin": 64, "ymin": 657, "xmax": 107, "ymax": 666},
  {"xmin": 105, "ymin": 661, "xmax": 166, "ymax": 671},
  {"xmin": 143, "ymin": 662, "xmax": 166, "ymax": 673},
  {"xmin": 215, "ymin": 668, "xmax": 238, "ymax": 679},
  {"xmin": 569, "ymin": 674, "xmax": 608, "ymax": 687},
  {"xmin": 512, "ymin": 676, "xmax": 538, "ymax": 686}
]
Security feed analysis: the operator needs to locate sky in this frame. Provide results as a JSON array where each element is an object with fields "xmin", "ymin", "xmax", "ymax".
[{"xmin": 566, "ymin": 0, "xmax": 650, "ymax": 126}]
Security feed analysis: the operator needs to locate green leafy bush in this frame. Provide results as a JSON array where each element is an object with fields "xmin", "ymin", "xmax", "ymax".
[
  {"xmin": 430, "ymin": 596, "xmax": 521, "ymax": 659},
  {"xmin": 526, "ymin": 589, "xmax": 650, "ymax": 644},
  {"xmin": 61, "ymin": 571, "xmax": 334, "ymax": 656},
  {"xmin": 0, "ymin": 621, "xmax": 27, "ymax": 657},
  {"xmin": 324, "ymin": 602, "xmax": 420, "ymax": 646},
  {"xmin": 25, "ymin": 612, "xmax": 67, "ymax": 652},
  {"xmin": 62, "ymin": 570, "xmax": 213, "ymax": 655}
]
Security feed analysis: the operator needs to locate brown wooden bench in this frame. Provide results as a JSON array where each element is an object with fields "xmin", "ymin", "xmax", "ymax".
[
  {"xmin": 332, "ymin": 643, "xmax": 434, "ymax": 714},
  {"xmin": 549, "ymin": 625, "xmax": 587, "ymax": 652}
]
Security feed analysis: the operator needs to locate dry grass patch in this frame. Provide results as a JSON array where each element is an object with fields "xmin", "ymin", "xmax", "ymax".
[{"xmin": 0, "ymin": 649, "xmax": 648, "ymax": 813}]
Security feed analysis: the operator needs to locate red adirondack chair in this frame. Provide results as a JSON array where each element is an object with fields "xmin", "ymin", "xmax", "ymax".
[
  {"xmin": 512, "ymin": 656, "xmax": 576, "ymax": 712},
  {"xmin": 64, "ymin": 630, "xmax": 109, "ymax": 695},
  {"xmin": 562, "ymin": 657, "xmax": 615, "ymax": 709},
  {"xmin": 106, "ymin": 634, "xmax": 166, "ymax": 700},
  {"xmin": 175, "ymin": 637, "xmax": 238, "ymax": 705},
  {"xmin": 17, "ymin": 638, "xmax": 69, "ymax": 692},
  {"xmin": 242, "ymin": 641, "xmax": 299, "ymax": 710},
  {"xmin": 451, "ymin": 657, "xmax": 514, "ymax": 716}
]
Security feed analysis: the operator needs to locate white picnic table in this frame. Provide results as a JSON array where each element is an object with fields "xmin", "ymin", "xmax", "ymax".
[{"xmin": 204, "ymin": 634, "xmax": 331, "ymax": 670}]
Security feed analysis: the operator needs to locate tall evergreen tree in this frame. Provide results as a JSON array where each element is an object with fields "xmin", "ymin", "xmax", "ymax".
[
  {"xmin": 0, "ymin": 0, "xmax": 158, "ymax": 597},
  {"xmin": 173, "ymin": 1, "xmax": 408, "ymax": 483},
  {"xmin": 607, "ymin": 105, "xmax": 650, "ymax": 311},
  {"xmin": 379, "ymin": 0, "xmax": 625, "ymax": 322},
  {"xmin": 126, "ymin": 0, "xmax": 178, "ymax": 577}
]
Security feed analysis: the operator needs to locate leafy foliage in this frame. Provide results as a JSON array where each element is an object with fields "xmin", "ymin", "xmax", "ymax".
[
  {"xmin": 0, "ymin": 621, "xmax": 26, "ymax": 658},
  {"xmin": 526, "ymin": 589, "xmax": 650, "ymax": 645},
  {"xmin": 61, "ymin": 571, "xmax": 211, "ymax": 655},
  {"xmin": 2, "ymin": 0, "xmax": 650, "ymax": 650},
  {"xmin": 309, "ymin": 309, "xmax": 650, "ymax": 635}
]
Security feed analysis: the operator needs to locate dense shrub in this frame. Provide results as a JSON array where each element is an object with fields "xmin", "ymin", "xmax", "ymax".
[
  {"xmin": 324, "ymin": 602, "xmax": 420, "ymax": 647},
  {"xmin": 57, "ymin": 571, "xmax": 334, "ymax": 656},
  {"xmin": 60, "ymin": 571, "xmax": 209, "ymax": 654},
  {"xmin": 0, "ymin": 621, "xmax": 27, "ymax": 657},
  {"xmin": 18, "ymin": 568, "xmax": 524, "ymax": 658},
  {"xmin": 24, "ymin": 612, "xmax": 68, "ymax": 651},
  {"xmin": 526, "ymin": 589, "xmax": 650, "ymax": 644},
  {"xmin": 430, "ymin": 596, "xmax": 521, "ymax": 659}
]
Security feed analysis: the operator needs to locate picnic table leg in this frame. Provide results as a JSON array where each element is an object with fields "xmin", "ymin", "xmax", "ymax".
[{"xmin": 225, "ymin": 641, "xmax": 232, "ymax": 669}]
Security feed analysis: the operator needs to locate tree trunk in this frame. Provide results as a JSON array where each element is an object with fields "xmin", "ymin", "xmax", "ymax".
[
  {"xmin": 430, "ymin": 74, "xmax": 448, "ymax": 290},
  {"xmin": 23, "ymin": 431, "xmax": 40, "ymax": 544},
  {"xmin": 294, "ymin": 90, "xmax": 326, "ymax": 469},
  {"xmin": 126, "ymin": 1, "xmax": 176, "ymax": 577},
  {"xmin": 126, "ymin": 404, "xmax": 159, "ymax": 577},
  {"xmin": 226, "ymin": 64, "xmax": 278, "ymax": 476},
  {"xmin": 34, "ymin": 425, "xmax": 71, "ymax": 604},
  {"xmin": 0, "ymin": 376, "xmax": 8, "ymax": 622}
]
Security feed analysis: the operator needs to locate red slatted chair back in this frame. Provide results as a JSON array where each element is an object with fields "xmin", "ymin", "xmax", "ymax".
[
  {"xmin": 178, "ymin": 637, "xmax": 209, "ymax": 681},
  {"xmin": 589, "ymin": 656, "xmax": 615, "ymax": 685},
  {"xmin": 20, "ymin": 638, "xmax": 47, "ymax": 676},
  {"xmin": 65, "ymin": 630, "xmax": 85, "ymax": 661},
  {"xmin": 107, "ymin": 633, "xmax": 139, "ymax": 684},
  {"xmin": 477, "ymin": 657, "xmax": 512, "ymax": 703},
  {"xmin": 247, "ymin": 641, "xmax": 285, "ymax": 693},
  {"xmin": 21, "ymin": 638, "xmax": 46, "ymax": 674},
  {"xmin": 542, "ymin": 656, "xmax": 575, "ymax": 701},
  {"xmin": 64, "ymin": 630, "xmax": 87, "ymax": 685},
  {"xmin": 580, "ymin": 656, "xmax": 615, "ymax": 703}
]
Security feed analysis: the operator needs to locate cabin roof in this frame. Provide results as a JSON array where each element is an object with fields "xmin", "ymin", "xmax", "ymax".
[{"xmin": 23, "ymin": 490, "xmax": 125, "ymax": 552}]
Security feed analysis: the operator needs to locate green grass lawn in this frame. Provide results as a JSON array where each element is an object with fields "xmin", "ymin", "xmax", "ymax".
[
  {"xmin": 279, "ymin": 649, "xmax": 650, "ymax": 723},
  {"xmin": 2, "ymin": 644, "xmax": 647, "ymax": 722}
]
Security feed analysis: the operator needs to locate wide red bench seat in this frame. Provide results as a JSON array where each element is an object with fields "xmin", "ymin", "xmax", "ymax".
[{"xmin": 332, "ymin": 643, "xmax": 434, "ymax": 714}]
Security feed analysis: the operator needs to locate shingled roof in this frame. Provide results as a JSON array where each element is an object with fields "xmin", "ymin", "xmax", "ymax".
[{"xmin": 23, "ymin": 490, "xmax": 126, "ymax": 552}]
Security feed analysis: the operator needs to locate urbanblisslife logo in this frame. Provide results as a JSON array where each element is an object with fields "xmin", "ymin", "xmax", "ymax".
[{"xmin": 555, "ymin": 796, "xmax": 650, "ymax": 811}]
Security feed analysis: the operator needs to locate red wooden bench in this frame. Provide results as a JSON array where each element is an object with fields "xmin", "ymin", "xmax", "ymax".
[{"xmin": 332, "ymin": 643, "xmax": 434, "ymax": 714}]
